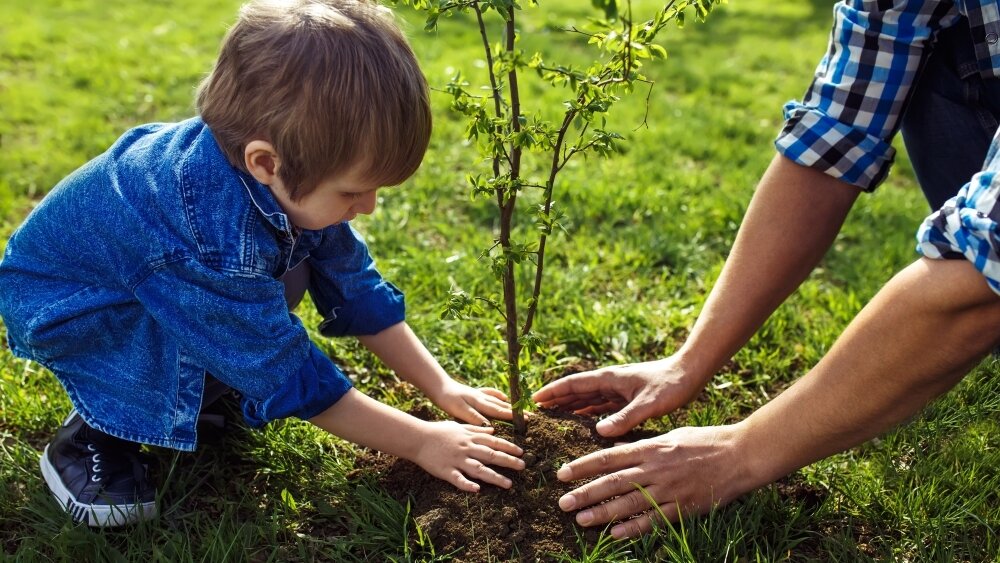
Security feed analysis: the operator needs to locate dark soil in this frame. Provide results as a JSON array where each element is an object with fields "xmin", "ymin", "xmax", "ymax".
[{"xmin": 355, "ymin": 409, "xmax": 643, "ymax": 562}]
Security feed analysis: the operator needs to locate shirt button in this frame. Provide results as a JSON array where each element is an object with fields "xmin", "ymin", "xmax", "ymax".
[{"xmin": 988, "ymin": 31, "xmax": 999, "ymax": 44}]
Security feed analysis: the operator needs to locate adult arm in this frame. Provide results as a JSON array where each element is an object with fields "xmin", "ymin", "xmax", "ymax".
[
  {"xmin": 534, "ymin": 154, "xmax": 861, "ymax": 435},
  {"xmin": 534, "ymin": 0, "xmax": 962, "ymax": 435},
  {"xmin": 554, "ymin": 257, "xmax": 1000, "ymax": 537}
]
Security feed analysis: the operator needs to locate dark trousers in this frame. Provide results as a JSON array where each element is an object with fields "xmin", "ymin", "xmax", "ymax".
[{"xmin": 902, "ymin": 18, "xmax": 1000, "ymax": 211}]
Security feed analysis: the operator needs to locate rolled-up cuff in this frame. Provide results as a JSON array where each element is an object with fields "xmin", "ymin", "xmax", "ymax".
[
  {"xmin": 242, "ymin": 342, "xmax": 354, "ymax": 426},
  {"xmin": 317, "ymin": 281, "xmax": 405, "ymax": 337},
  {"xmin": 916, "ymin": 166, "xmax": 1000, "ymax": 295},
  {"xmin": 776, "ymin": 103, "xmax": 896, "ymax": 192}
]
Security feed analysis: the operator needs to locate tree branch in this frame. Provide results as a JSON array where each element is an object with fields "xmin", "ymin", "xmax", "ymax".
[{"xmin": 521, "ymin": 105, "xmax": 577, "ymax": 337}]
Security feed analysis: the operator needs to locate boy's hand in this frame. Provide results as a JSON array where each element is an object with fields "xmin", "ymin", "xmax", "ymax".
[
  {"xmin": 429, "ymin": 380, "xmax": 514, "ymax": 426},
  {"xmin": 413, "ymin": 421, "xmax": 525, "ymax": 492}
]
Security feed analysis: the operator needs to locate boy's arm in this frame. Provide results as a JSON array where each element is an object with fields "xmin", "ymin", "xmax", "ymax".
[
  {"xmin": 358, "ymin": 322, "xmax": 513, "ymax": 425},
  {"xmin": 309, "ymin": 388, "xmax": 524, "ymax": 492}
]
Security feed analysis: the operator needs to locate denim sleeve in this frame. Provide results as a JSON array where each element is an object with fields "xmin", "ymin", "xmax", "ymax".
[
  {"xmin": 133, "ymin": 257, "xmax": 353, "ymax": 426},
  {"xmin": 306, "ymin": 223, "xmax": 406, "ymax": 337},
  {"xmin": 775, "ymin": 1, "xmax": 960, "ymax": 191},
  {"xmin": 917, "ymin": 138, "xmax": 1000, "ymax": 296}
]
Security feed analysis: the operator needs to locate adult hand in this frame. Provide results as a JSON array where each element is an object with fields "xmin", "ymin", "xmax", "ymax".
[
  {"xmin": 429, "ymin": 380, "xmax": 514, "ymax": 426},
  {"xmin": 413, "ymin": 421, "xmax": 525, "ymax": 492},
  {"xmin": 555, "ymin": 425, "xmax": 751, "ymax": 538},
  {"xmin": 532, "ymin": 357, "xmax": 705, "ymax": 437}
]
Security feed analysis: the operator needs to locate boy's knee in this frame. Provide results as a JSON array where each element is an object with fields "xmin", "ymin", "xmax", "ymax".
[{"xmin": 281, "ymin": 261, "xmax": 311, "ymax": 310}]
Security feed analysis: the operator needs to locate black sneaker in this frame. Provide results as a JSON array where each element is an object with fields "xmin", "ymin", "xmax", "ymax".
[{"xmin": 39, "ymin": 411, "xmax": 157, "ymax": 527}]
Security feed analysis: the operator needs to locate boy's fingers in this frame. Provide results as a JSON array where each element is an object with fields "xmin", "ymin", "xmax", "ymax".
[
  {"xmin": 475, "ymin": 398, "xmax": 514, "ymax": 421},
  {"xmin": 478, "ymin": 387, "xmax": 510, "ymax": 401},
  {"xmin": 462, "ymin": 424, "xmax": 496, "ymax": 434},
  {"xmin": 449, "ymin": 469, "xmax": 481, "ymax": 493},
  {"xmin": 473, "ymin": 433, "xmax": 523, "ymax": 457},
  {"xmin": 469, "ymin": 411, "xmax": 491, "ymax": 426},
  {"xmin": 481, "ymin": 394, "xmax": 512, "ymax": 408},
  {"xmin": 454, "ymin": 405, "xmax": 490, "ymax": 426},
  {"xmin": 465, "ymin": 461, "xmax": 512, "ymax": 489}
]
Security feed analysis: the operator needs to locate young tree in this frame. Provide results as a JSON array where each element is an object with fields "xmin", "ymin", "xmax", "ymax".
[{"xmin": 402, "ymin": 0, "xmax": 723, "ymax": 436}]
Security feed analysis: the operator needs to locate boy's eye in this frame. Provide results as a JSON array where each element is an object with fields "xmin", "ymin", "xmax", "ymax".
[{"xmin": 342, "ymin": 192, "xmax": 363, "ymax": 200}]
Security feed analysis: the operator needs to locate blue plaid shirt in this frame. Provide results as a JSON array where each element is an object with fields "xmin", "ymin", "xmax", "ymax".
[
  {"xmin": 918, "ymin": 126, "xmax": 1000, "ymax": 294},
  {"xmin": 776, "ymin": 1, "xmax": 1000, "ymax": 190}
]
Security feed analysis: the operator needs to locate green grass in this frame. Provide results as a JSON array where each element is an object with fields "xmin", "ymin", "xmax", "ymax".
[{"xmin": 3, "ymin": 0, "xmax": 1000, "ymax": 560}]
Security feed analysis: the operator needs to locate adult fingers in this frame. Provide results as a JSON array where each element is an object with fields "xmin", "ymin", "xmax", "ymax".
[
  {"xmin": 570, "ymin": 487, "xmax": 657, "ymax": 527},
  {"xmin": 532, "ymin": 372, "xmax": 606, "ymax": 403},
  {"xmin": 533, "ymin": 390, "xmax": 598, "ymax": 409},
  {"xmin": 610, "ymin": 503, "xmax": 681, "ymax": 539},
  {"xmin": 556, "ymin": 466, "xmax": 647, "ymax": 514},
  {"xmin": 594, "ymin": 396, "xmax": 660, "ymax": 437},
  {"xmin": 556, "ymin": 442, "xmax": 644, "ymax": 482},
  {"xmin": 573, "ymin": 400, "xmax": 627, "ymax": 417},
  {"xmin": 546, "ymin": 394, "xmax": 614, "ymax": 411}
]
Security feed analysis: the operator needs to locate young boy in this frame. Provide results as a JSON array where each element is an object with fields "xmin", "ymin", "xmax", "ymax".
[{"xmin": 0, "ymin": 0, "xmax": 524, "ymax": 527}]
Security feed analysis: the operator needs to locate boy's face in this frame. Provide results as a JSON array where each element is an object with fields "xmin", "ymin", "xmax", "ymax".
[{"xmin": 271, "ymin": 168, "xmax": 381, "ymax": 231}]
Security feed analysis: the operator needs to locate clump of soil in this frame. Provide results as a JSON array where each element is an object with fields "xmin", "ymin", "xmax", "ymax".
[{"xmin": 355, "ymin": 410, "xmax": 629, "ymax": 561}]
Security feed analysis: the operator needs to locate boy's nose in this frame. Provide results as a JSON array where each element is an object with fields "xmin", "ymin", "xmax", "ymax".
[{"xmin": 353, "ymin": 191, "xmax": 378, "ymax": 215}]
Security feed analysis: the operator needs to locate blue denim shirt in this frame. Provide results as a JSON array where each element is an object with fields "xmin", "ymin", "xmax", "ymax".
[{"xmin": 0, "ymin": 118, "xmax": 405, "ymax": 451}]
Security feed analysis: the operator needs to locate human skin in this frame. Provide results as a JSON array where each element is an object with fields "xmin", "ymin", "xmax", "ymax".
[
  {"xmin": 551, "ymin": 257, "xmax": 1000, "ymax": 537},
  {"xmin": 243, "ymin": 141, "xmax": 523, "ymax": 489},
  {"xmin": 533, "ymin": 154, "xmax": 1000, "ymax": 536},
  {"xmin": 533, "ymin": 155, "xmax": 860, "ymax": 437},
  {"xmin": 310, "ymin": 388, "xmax": 525, "ymax": 492},
  {"xmin": 359, "ymin": 322, "xmax": 514, "ymax": 426}
]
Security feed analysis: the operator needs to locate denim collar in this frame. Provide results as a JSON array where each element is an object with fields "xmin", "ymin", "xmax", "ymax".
[{"xmin": 236, "ymin": 171, "xmax": 295, "ymax": 236}]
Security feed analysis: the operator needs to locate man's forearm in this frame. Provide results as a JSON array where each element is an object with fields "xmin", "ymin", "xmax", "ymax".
[
  {"xmin": 677, "ymin": 154, "xmax": 861, "ymax": 383},
  {"xmin": 738, "ymin": 258, "xmax": 1000, "ymax": 488}
]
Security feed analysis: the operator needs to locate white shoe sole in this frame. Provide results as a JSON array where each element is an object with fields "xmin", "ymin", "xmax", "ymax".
[{"xmin": 40, "ymin": 444, "xmax": 158, "ymax": 527}]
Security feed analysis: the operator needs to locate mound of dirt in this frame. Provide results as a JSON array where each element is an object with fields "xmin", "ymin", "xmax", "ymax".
[{"xmin": 355, "ymin": 410, "xmax": 625, "ymax": 561}]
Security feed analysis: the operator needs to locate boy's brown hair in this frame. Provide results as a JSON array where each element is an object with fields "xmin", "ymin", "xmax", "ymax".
[{"xmin": 197, "ymin": 0, "xmax": 431, "ymax": 200}]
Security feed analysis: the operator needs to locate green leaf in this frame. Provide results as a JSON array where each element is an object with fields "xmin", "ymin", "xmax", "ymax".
[{"xmin": 590, "ymin": 0, "xmax": 617, "ymax": 19}]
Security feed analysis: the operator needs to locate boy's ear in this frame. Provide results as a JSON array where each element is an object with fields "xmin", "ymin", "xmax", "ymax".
[{"xmin": 244, "ymin": 140, "xmax": 281, "ymax": 185}]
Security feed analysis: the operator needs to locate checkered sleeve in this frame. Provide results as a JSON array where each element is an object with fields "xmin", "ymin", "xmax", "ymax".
[
  {"xmin": 776, "ymin": 0, "xmax": 961, "ymax": 191},
  {"xmin": 917, "ymin": 131, "xmax": 1000, "ymax": 295}
]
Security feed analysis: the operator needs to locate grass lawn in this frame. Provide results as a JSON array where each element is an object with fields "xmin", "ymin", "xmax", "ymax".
[{"xmin": 3, "ymin": 0, "xmax": 1000, "ymax": 560}]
